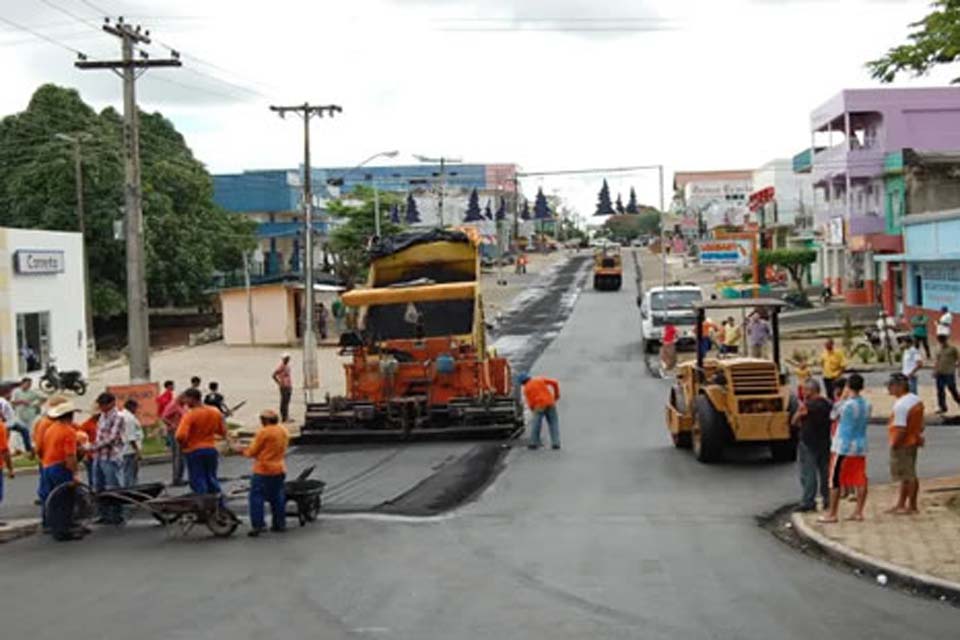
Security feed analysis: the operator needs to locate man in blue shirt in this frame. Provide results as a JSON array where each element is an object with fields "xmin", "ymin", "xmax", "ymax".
[{"xmin": 820, "ymin": 373, "xmax": 871, "ymax": 523}]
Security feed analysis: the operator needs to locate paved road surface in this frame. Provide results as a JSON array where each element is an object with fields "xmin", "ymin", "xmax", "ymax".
[{"xmin": 2, "ymin": 254, "xmax": 958, "ymax": 639}]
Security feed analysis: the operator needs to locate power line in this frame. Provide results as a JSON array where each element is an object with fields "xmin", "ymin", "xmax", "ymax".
[
  {"xmin": 0, "ymin": 13, "xmax": 88, "ymax": 55},
  {"xmin": 35, "ymin": 0, "xmax": 102, "ymax": 32}
]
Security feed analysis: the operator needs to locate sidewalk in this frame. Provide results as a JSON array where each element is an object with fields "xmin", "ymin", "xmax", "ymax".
[{"xmin": 792, "ymin": 475, "xmax": 960, "ymax": 595}]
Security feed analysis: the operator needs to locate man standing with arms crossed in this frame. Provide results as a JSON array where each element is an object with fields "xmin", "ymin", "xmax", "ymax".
[
  {"xmin": 273, "ymin": 353, "xmax": 293, "ymax": 423},
  {"xmin": 886, "ymin": 373, "xmax": 925, "ymax": 515}
]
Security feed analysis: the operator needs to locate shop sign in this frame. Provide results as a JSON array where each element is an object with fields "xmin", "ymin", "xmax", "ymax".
[
  {"xmin": 919, "ymin": 264, "xmax": 960, "ymax": 311},
  {"xmin": 14, "ymin": 250, "xmax": 65, "ymax": 274},
  {"xmin": 698, "ymin": 239, "xmax": 752, "ymax": 267},
  {"xmin": 107, "ymin": 382, "xmax": 160, "ymax": 426}
]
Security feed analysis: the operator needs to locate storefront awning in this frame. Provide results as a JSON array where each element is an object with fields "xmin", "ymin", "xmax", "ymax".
[{"xmin": 874, "ymin": 253, "xmax": 960, "ymax": 263}]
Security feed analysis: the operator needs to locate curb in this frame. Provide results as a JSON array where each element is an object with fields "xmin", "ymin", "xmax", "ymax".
[
  {"xmin": 790, "ymin": 512, "xmax": 960, "ymax": 598},
  {"xmin": 0, "ymin": 519, "xmax": 41, "ymax": 544}
]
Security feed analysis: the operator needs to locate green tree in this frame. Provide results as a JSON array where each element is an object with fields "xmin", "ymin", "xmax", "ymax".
[
  {"xmin": 757, "ymin": 248, "xmax": 817, "ymax": 294},
  {"xmin": 626, "ymin": 187, "xmax": 639, "ymax": 214},
  {"xmin": 0, "ymin": 84, "xmax": 256, "ymax": 316},
  {"xmin": 868, "ymin": 1, "xmax": 960, "ymax": 83},
  {"xmin": 327, "ymin": 185, "xmax": 403, "ymax": 286},
  {"xmin": 602, "ymin": 211, "xmax": 661, "ymax": 242},
  {"xmin": 595, "ymin": 178, "xmax": 614, "ymax": 216}
]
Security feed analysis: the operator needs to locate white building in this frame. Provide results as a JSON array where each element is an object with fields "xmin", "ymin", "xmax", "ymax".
[
  {"xmin": 0, "ymin": 228, "xmax": 88, "ymax": 381},
  {"xmin": 751, "ymin": 158, "xmax": 814, "ymax": 229},
  {"xmin": 673, "ymin": 170, "xmax": 753, "ymax": 232}
]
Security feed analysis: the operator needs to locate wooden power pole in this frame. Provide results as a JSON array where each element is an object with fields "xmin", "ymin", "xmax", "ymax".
[
  {"xmin": 76, "ymin": 18, "xmax": 181, "ymax": 382},
  {"xmin": 269, "ymin": 103, "xmax": 342, "ymax": 402}
]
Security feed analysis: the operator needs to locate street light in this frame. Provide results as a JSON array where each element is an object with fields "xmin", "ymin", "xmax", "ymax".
[
  {"xmin": 413, "ymin": 154, "xmax": 462, "ymax": 227},
  {"xmin": 333, "ymin": 150, "xmax": 399, "ymax": 237}
]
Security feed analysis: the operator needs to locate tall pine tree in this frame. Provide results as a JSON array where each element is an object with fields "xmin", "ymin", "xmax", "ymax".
[
  {"xmin": 495, "ymin": 197, "xmax": 507, "ymax": 221},
  {"xmin": 483, "ymin": 199, "xmax": 493, "ymax": 220},
  {"xmin": 520, "ymin": 199, "xmax": 531, "ymax": 220},
  {"xmin": 626, "ymin": 187, "xmax": 639, "ymax": 214},
  {"xmin": 534, "ymin": 187, "xmax": 552, "ymax": 220},
  {"xmin": 595, "ymin": 178, "xmax": 614, "ymax": 216},
  {"xmin": 463, "ymin": 187, "xmax": 483, "ymax": 222},
  {"xmin": 615, "ymin": 193, "xmax": 625, "ymax": 214}
]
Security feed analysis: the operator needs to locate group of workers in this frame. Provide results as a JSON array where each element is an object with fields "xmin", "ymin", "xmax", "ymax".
[{"xmin": 0, "ymin": 380, "xmax": 293, "ymax": 541}]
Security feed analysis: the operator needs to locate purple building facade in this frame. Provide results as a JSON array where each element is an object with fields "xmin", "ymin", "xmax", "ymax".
[{"xmin": 809, "ymin": 88, "xmax": 960, "ymax": 304}]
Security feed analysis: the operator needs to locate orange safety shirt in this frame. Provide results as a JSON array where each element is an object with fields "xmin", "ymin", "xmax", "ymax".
[
  {"xmin": 176, "ymin": 405, "xmax": 227, "ymax": 454},
  {"xmin": 244, "ymin": 424, "xmax": 289, "ymax": 476},
  {"xmin": 523, "ymin": 377, "xmax": 560, "ymax": 411},
  {"xmin": 33, "ymin": 415, "xmax": 54, "ymax": 457},
  {"xmin": 0, "ymin": 421, "xmax": 8, "ymax": 469},
  {"xmin": 41, "ymin": 421, "xmax": 78, "ymax": 469}
]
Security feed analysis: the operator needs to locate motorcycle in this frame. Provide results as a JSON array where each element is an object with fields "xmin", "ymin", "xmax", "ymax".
[{"xmin": 39, "ymin": 362, "xmax": 88, "ymax": 396}]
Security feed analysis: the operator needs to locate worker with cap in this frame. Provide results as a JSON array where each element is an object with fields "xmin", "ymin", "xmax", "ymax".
[
  {"xmin": 39, "ymin": 400, "xmax": 84, "ymax": 540},
  {"xmin": 232, "ymin": 409, "xmax": 290, "ymax": 537},
  {"xmin": 517, "ymin": 373, "xmax": 562, "ymax": 450}
]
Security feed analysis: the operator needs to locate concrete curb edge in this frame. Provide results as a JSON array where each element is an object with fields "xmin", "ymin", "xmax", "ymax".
[{"xmin": 790, "ymin": 511, "xmax": 960, "ymax": 598}]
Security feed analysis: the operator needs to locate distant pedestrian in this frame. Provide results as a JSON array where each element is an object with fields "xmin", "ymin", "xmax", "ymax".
[
  {"xmin": 911, "ymin": 312, "xmax": 931, "ymax": 359},
  {"xmin": 820, "ymin": 374, "xmax": 871, "ymax": 523},
  {"xmin": 176, "ymin": 388, "xmax": 227, "ymax": 496},
  {"xmin": 901, "ymin": 337, "xmax": 924, "ymax": 395},
  {"xmin": 12, "ymin": 377, "xmax": 44, "ymax": 433},
  {"xmin": 518, "ymin": 373, "xmax": 561, "ymax": 450},
  {"xmin": 0, "ymin": 383, "xmax": 33, "ymax": 456},
  {"xmin": 933, "ymin": 334, "xmax": 960, "ymax": 415},
  {"xmin": 660, "ymin": 323, "xmax": 678, "ymax": 371},
  {"xmin": 937, "ymin": 305, "xmax": 953, "ymax": 339},
  {"xmin": 204, "ymin": 381, "xmax": 230, "ymax": 416},
  {"xmin": 876, "ymin": 311, "xmax": 898, "ymax": 364},
  {"xmin": 722, "ymin": 316, "xmax": 741, "ymax": 356},
  {"xmin": 331, "ymin": 294, "xmax": 346, "ymax": 335},
  {"xmin": 233, "ymin": 409, "xmax": 289, "ymax": 537},
  {"xmin": 92, "ymin": 392, "xmax": 125, "ymax": 525},
  {"xmin": 820, "ymin": 338, "xmax": 847, "ymax": 401},
  {"xmin": 317, "ymin": 302, "xmax": 329, "ymax": 341},
  {"xmin": 119, "ymin": 399, "xmax": 143, "ymax": 488},
  {"xmin": 156, "ymin": 380, "xmax": 175, "ymax": 417},
  {"xmin": 746, "ymin": 311, "xmax": 771, "ymax": 359},
  {"xmin": 161, "ymin": 394, "xmax": 187, "ymax": 486},
  {"xmin": 273, "ymin": 353, "xmax": 293, "ymax": 423},
  {"xmin": 885, "ymin": 373, "xmax": 925, "ymax": 515},
  {"xmin": 792, "ymin": 355, "xmax": 812, "ymax": 401},
  {"xmin": 0, "ymin": 418, "xmax": 15, "ymax": 524},
  {"xmin": 189, "ymin": 376, "xmax": 202, "ymax": 392},
  {"xmin": 792, "ymin": 379, "xmax": 832, "ymax": 512},
  {"xmin": 698, "ymin": 317, "xmax": 717, "ymax": 359},
  {"xmin": 39, "ymin": 401, "xmax": 84, "ymax": 541}
]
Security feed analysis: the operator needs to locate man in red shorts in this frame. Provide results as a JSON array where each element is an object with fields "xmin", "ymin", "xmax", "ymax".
[{"xmin": 820, "ymin": 373, "xmax": 872, "ymax": 523}]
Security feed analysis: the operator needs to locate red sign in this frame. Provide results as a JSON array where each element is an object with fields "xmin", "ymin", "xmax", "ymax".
[{"xmin": 748, "ymin": 186, "xmax": 775, "ymax": 212}]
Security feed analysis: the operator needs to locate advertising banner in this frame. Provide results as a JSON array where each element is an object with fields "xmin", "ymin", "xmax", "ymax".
[{"xmin": 698, "ymin": 239, "xmax": 752, "ymax": 267}]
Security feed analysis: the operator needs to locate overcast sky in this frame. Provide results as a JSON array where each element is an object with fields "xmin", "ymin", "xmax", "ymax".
[{"xmin": 2, "ymin": 0, "xmax": 957, "ymax": 214}]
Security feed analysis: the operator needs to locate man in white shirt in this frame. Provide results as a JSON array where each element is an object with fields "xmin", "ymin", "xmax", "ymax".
[
  {"xmin": 119, "ymin": 399, "xmax": 144, "ymax": 488},
  {"xmin": 938, "ymin": 306, "xmax": 953, "ymax": 338},
  {"xmin": 901, "ymin": 338, "xmax": 924, "ymax": 395},
  {"xmin": 0, "ymin": 382, "xmax": 33, "ymax": 455}
]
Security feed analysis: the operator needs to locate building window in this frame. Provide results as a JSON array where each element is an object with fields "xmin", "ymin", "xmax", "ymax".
[
  {"xmin": 17, "ymin": 312, "xmax": 50, "ymax": 374},
  {"xmin": 914, "ymin": 272, "xmax": 923, "ymax": 307}
]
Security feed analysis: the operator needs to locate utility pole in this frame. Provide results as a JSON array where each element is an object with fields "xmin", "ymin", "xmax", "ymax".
[
  {"xmin": 76, "ymin": 18, "xmax": 181, "ymax": 383},
  {"xmin": 243, "ymin": 250, "xmax": 256, "ymax": 345},
  {"xmin": 269, "ymin": 103, "xmax": 342, "ymax": 402},
  {"xmin": 55, "ymin": 132, "xmax": 95, "ymax": 358}
]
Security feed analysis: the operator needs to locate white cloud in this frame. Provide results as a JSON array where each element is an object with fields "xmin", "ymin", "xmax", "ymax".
[{"xmin": 0, "ymin": 0, "xmax": 950, "ymax": 214}]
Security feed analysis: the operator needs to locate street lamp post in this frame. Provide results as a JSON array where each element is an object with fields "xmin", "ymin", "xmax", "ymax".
[
  {"xmin": 333, "ymin": 150, "xmax": 399, "ymax": 237},
  {"xmin": 55, "ymin": 132, "xmax": 95, "ymax": 358},
  {"xmin": 413, "ymin": 154, "xmax": 462, "ymax": 227}
]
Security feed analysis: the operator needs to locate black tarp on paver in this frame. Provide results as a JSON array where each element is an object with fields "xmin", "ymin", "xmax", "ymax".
[{"xmin": 369, "ymin": 228, "xmax": 471, "ymax": 260}]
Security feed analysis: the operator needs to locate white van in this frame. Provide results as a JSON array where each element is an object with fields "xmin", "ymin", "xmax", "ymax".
[{"xmin": 639, "ymin": 285, "xmax": 705, "ymax": 353}]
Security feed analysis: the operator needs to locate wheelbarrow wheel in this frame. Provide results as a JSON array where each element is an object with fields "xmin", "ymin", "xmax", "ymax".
[
  {"xmin": 205, "ymin": 507, "xmax": 239, "ymax": 538},
  {"xmin": 303, "ymin": 496, "xmax": 321, "ymax": 523}
]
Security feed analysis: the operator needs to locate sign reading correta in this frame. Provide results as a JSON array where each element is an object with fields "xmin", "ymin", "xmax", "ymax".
[
  {"xmin": 698, "ymin": 239, "xmax": 752, "ymax": 267},
  {"xmin": 14, "ymin": 249, "xmax": 65, "ymax": 275}
]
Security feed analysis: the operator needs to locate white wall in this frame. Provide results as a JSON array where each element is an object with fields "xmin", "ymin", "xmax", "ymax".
[
  {"xmin": 752, "ymin": 159, "xmax": 814, "ymax": 226},
  {"xmin": 0, "ymin": 228, "xmax": 88, "ymax": 379}
]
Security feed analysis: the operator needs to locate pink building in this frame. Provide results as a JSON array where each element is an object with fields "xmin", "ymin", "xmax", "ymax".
[{"xmin": 809, "ymin": 88, "xmax": 960, "ymax": 305}]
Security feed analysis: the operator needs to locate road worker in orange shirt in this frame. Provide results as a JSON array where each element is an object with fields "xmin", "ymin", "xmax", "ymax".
[
  {"xmin": 232, "ymin": 409, "xmax": 289, "ymax": 537},
  {"xmin": 517, "ymin": 373, "xmax": 561, "ymax": 450}
]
